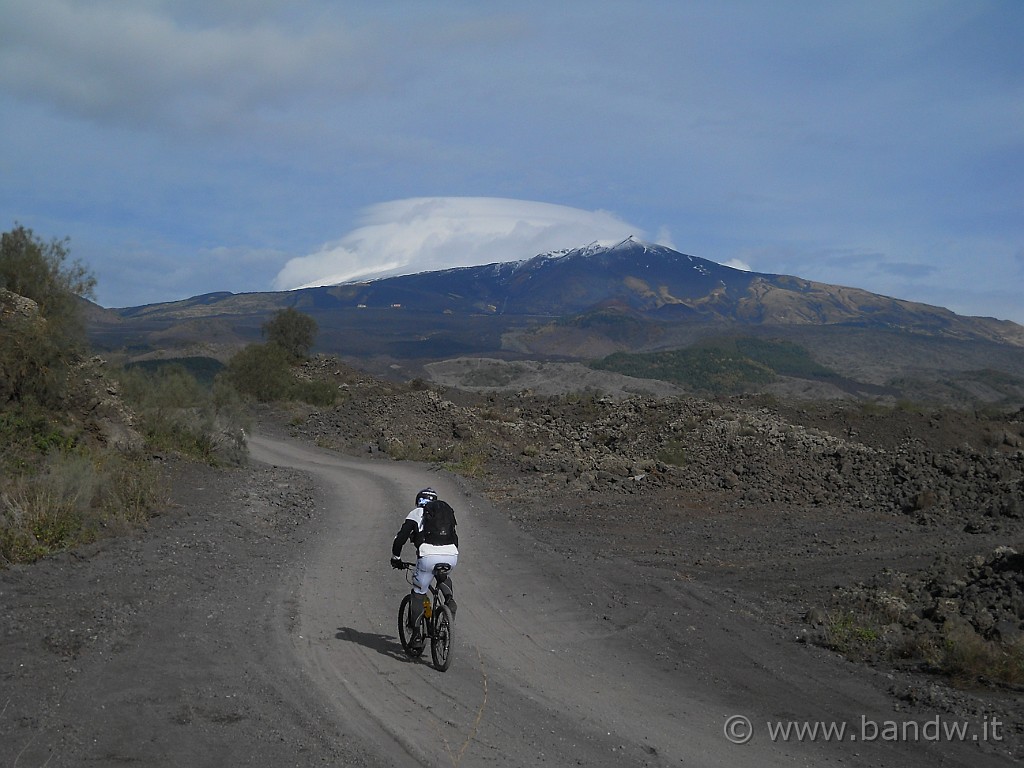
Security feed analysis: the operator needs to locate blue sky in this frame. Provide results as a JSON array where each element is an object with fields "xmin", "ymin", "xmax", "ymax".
[{"xmin": 2, "ymin": 1, "xmax": 1022, "ymax": 323}]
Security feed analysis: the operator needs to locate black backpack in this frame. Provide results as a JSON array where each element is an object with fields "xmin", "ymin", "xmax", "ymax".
[{"xmin": 419, "ymin": 500, "xmax": 457, "ymax": 546}]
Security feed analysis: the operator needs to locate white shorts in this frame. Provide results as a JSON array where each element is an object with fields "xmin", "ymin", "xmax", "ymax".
[{"xmin": 413, "ymin": 552, "xmax": 458, "ymax": 595}]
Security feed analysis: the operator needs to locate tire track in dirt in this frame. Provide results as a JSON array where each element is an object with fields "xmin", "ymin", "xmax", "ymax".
[{"xmin": 250, "ymin": 434, "xmax": 1007, "ymax": 767}]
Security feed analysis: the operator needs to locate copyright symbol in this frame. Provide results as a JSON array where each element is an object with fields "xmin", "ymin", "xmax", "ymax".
[{"xmin": 724, "ymin": 715, "xmax": 753, "ymax": 744}]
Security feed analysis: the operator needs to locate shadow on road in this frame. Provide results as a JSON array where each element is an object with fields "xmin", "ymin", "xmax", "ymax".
[{"xmin": 335, "ymin": 626, "xmax": 413, "ymax": 662}]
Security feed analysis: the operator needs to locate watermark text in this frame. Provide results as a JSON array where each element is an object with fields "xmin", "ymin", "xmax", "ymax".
[{"xmin": 723, "ymin": 714, "xmax": 1003, "ymax": 745}]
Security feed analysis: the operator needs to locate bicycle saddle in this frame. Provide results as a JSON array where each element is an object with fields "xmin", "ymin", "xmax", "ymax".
[{"xmin": 433, "ymin": 563, "xmax": 453, "ymax": 575}]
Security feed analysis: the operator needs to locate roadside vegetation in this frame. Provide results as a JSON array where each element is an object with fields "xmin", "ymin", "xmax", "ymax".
[
  {"xmin": 820, "ymin": 595, "xmax": 1024, "ymax": 689},
  {"xmin": 221, "ymin": 307, "xmax": 339, "ymax": 407},
  {"xmin": 0, "ymin": 225, "xmax": 337, "ymax": 567},
  {"xmin": 0, "ymin": 225, "xmax": 155, "ymax": 564},
  {"xmin": 1, "ymin": 225, "xmax": 252, "ymax": 565}
]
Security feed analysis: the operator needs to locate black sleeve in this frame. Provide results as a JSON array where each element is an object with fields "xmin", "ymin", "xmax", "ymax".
[
  {"xmin": 452, "ymin": 516, "xmax": 459, "ymax": 548},
  {"xmin": 392, "ymin": 519, "xmax": 418, "ymax": 558}
]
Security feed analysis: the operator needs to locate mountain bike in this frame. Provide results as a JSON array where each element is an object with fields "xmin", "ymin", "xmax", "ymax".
[{"xmin": 397, "ymin": 561, "xmax": 455, "ymax": 672}]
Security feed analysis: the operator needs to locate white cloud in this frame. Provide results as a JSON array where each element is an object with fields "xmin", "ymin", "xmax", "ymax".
[
  {"xmin": 0, "ymin": 0, "xmax": 368, "ymax": 131},
  {"xmin": 653, "ymin": 226, "xmax": 676, "ymax": 250},
  {"xmin": 723, "ymin": 259, "xmax": 752, "ymax": 272},
  {"xmin": 272, "ymin": 197, "xmax": 644, "ymax": 290}
]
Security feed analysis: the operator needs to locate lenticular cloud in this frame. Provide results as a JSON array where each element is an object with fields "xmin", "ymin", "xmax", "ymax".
[{"xmin": 272, "ymin": 197, "xmax": 644, "ymax": 290}]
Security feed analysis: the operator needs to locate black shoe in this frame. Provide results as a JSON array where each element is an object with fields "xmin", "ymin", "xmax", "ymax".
[
  {"xmin": 447, "ymin": 598, "xmax": 457, "ymax": 619},
  {"xmin": 410, "ymin": 627, "xmax": 424, "ymax": 649}
]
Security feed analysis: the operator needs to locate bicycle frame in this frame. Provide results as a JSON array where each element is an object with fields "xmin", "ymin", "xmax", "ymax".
[
  {"xmin": 398, "ymin": 560, "xmax": 454, "ymax": 671},
  {"xmin": 402, "ymin": 560, "xmax": 449, "ymax": 616}
]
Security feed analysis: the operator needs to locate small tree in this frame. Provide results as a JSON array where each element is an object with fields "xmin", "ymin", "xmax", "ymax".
[
  {"xmin": 0, "ymin": 225, "xmax": 95, "ymax": 339},
  {"xmin": 0, "ymin": 225, "xmax": 96, "ymax": 408},
  {"xmin": 262, "ymin": 307, "xmax": 317, "ymax": 362}
]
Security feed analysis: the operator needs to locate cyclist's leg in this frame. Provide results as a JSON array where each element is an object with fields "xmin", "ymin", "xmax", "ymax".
[
  {"xmin": 440, "ymin": 577, "xmax": 456, "ymax": 617},
  {"xmin": 420, "ymin": 552, "xmax": 458, "ymax": 616},
  {"xmin": 408, "ymin": 559, "xmax": 433, "ymax": 641},
  {"xmin": 408, "ymin": 588, "xmax": 425, "ymax": 639},
  {"xmin": 437, "ymin": 575, "xmax": 453, "ymax": 601}
]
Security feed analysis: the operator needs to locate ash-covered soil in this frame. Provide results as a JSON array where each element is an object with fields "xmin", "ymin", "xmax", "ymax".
[
  {"xmin": 291, "ymin": 357, "xmax": 1024, "ymax": 755},
  {"xmin": 0, "ymin": 458, "xmax": 387, "ymax": 767},
  {"xmin": 3, "ymin": 354, "xmax": 1023, "ymax": 765}
]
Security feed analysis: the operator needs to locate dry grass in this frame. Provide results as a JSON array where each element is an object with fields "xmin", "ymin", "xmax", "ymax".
[
  {"xmin": 819, "ymin": 599, "xmax": 1024, "ymax": 689},
  {"xmin": 940, "ymin": 626, "xmax": 1024, "ymax": 687},
  {"xmin": 1, "ymin": 450, "xmax": 166, "ymax": 566}
]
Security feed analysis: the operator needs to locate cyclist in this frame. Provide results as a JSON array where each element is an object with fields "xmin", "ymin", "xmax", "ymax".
[{"xmin": 391, "ymin": 488, "xmax": 459, "ymax": 646}]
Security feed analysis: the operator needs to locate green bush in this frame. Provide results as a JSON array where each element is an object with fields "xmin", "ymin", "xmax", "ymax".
[
  {"xmin": 0, "ymin": 226, "xmax": 186, "ymax": 566},
  {"xmin": 0, "ymin": 302, "xmax": 72, "ymax": 409},
  {"xmin": 125, "ymin": 357, "xmax": 225, "ymax": 387},
  {"xmin": 223, "ymin": 343, "xmax": 293, "ymax": 402},
  {"xmin": 817, "ymin": 599, "xmax": 1024, "ymax": 688},
  {"xmin": 118, "ymin": 363, "xmax": 206, "ymax": 410},
  {"xmin": 593, "ymin": 346, "xmax": 775, "ymax": 394},
  {"xmin": 444, "ymin": 451, "xmax": 488, "ymax": 478},
  {"xmin": 290, "ymin": 379, "xmax": 339, "ymax": 407},
  {"xmin": 1, "ymin": 225, "xmax": 95, "ymax": 410},
  {"xmin": 263, "ymin": 307, "xmax": 317, "ymax": 361},
  {"xmin": 115, "ymin": 363, "xmax": 248, "ymax": 464},
  {"xmin": 0, "ymin": 405, "xmax": 79, "ymax": 459},
  {"xmin": 221, "ymin": 342, "xmax": 339, "ymax": 407},
  {"xmin": 0, "ymin": 225, "xmax": 94, "ymax": 337}
]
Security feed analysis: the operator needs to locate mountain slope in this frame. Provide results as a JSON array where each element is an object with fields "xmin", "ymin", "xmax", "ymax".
[
  {"xmin": 106, "ymin": 238, "xmax": 1024, "ymax": 346},
  {"xmin": 85, "ymin": 239, "xmax": 1024, "ymax": 404}
]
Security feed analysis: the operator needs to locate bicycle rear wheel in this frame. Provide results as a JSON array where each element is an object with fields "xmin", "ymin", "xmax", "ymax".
[
  {"xmin": 430, "ymin": 604, "xmax": 454, "ymax": 672},
  {"xmin": 398, "ymin": 595, "xmax": 424, "ymax": 657}
]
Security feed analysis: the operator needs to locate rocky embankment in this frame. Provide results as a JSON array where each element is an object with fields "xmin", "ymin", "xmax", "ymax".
[
  {"xmin": 298, "ymin": 359, "xmax": 1023, "ymax": 525},
  {"xmin": 289, "ymin": 358, "xmax": 1024, "ymax": 658}
]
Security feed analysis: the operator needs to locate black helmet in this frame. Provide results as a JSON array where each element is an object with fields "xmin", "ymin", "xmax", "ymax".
[{"xmin": 415, "ymin": 488, "xmax": 438, "ymax": 507}]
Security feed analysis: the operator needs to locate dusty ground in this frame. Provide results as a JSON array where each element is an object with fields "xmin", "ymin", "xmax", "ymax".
[
  {"xmin": 0, "ymin": 456, "xmax": 387, "ymax": 767},
  {"xmin": 2, "ymin": 370, "xmax": 1022, "ymax": 765}
]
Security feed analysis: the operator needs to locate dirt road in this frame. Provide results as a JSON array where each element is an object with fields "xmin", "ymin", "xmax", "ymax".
[
  {"xmin": 247, "ymin": 434, "xmax": 1010, "ymax": 767},
  {"xmin": 1, "ymin": 433, "xmax": 1012, "ymax": 766}
]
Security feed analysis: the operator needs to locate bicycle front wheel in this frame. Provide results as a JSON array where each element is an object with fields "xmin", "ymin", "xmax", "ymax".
[
  {"xmin": 398, "ymin": 595, "xmax": 424, "ymax": 657},
  {"xmin": 430, "ymin": 604, "xmax": 454, "ymax": 672}
]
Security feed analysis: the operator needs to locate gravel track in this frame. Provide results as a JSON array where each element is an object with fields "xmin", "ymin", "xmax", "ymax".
[{"xmin": 1, "ymin": 432, "xmax": 1017, "ymax": 766}]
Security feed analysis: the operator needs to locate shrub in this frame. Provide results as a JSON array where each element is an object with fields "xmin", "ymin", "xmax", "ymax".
[
  {"xmin": 290, "ymin": 379, "xmax": 338, "ymax": 407},
  {"xmin": 940, "ymin": 626, "xmax": 1024, "ymax": 687},
  {"xmin": 593, "ymin": 347, "xmax": 775, "ymax": 394},
  {"xmin": 821, "ymin": 610, "xmax": 882, "ymax": 657},
  {"xmin": 0, "ymin": 225, "xmax": 95, "ymax": 336},
  {"xmin": 0, "ymin": 405, "xmax": 78, "ymax": 459},
  {"xmin": 223, "ymin": 343, "xmax": 293, "ymax": 402},
  {"xmin": 0, "ymin": 300, "xmax": 73, "ymax": 409},
  {"xmin": 444, "ymin": 450, "xmax": 488, "ymax": 478},
  {"xmin": 816, "ymin": 595, "xmax": 1024, "ymax": 688},
  {"xmin": 220, "ymin": 342, "xmax": 341, "ymax": 407},
  {"xmin": 114, "ymin": 363, "xmax": 248, "ymax": 465},
  {"xmin": 0, "ymin": 450, "xmax": 166, "ymax": 565},
  {"xmin": 0, "ymin": 226, "xmax": 184, "ymax": 566},
  {"xmin": 386, "ymin": 440, "xmax": 457, "ymax": 463},
  {"xmin": 96, "ymin": 452, "xmax": 165, "ymax": 526},
  {"xmin": 656, "ymin": 439, "xmax": 688, "ymax": 467},
  {"xmin": 125, "ymin": 356, "xmax": 224, "ymax": 387},
  {"xmin": 1, "ymin": 226, "xmax": 95, "ymax": 410},
  {"xmin": 262, "ymin": 307, "xmax": 317, "ymax": 361}
]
